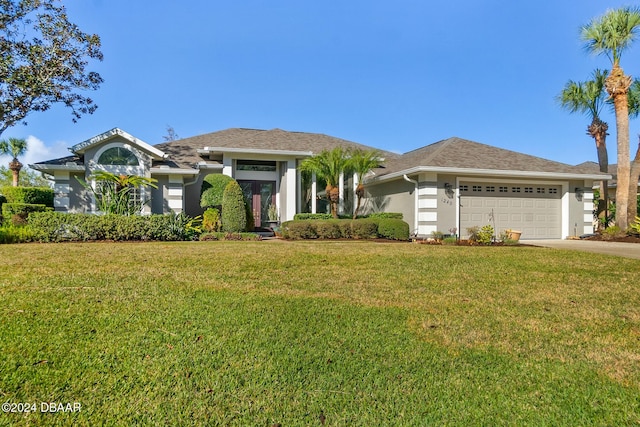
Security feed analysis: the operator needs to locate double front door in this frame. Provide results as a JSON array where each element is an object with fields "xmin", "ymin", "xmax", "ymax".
[{"xmin": 238, "ymin": 180, "xmax": 276, "ymax": 228}]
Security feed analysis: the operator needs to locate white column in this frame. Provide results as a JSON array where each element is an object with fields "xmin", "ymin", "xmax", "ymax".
[
  {"xmin": 222, "ymin": 155, "xmax": 233, "ymax": 177},
  {"xmin": 338, "ymin": 172, "xmax": 344, "ymax": 215},
  {"xmin": 353, "ymin": 172, "xmax": 359, "ymax": 215},
  {"xmin": 286, "ymin": 160, "xmax": 297, "ymax": 221},
  {"xmin": 311, "ymin": 172, "xmax": 317, "ymax": 214}
]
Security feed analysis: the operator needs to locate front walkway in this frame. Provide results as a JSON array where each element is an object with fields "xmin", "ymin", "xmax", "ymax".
[{"xmin": 530, "ymin": 239, "xmax": 640, "ymax": 260}]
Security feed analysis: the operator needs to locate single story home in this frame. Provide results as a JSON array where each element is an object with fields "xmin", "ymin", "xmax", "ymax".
[{"xmin": 31, "ymin": 127, "xmax": 610, "ymax": 239}]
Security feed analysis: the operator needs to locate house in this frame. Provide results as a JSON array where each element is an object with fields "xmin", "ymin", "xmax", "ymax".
[{"xmin": 31, "ymin": 127, "xmax": 610, "ymax": 239}]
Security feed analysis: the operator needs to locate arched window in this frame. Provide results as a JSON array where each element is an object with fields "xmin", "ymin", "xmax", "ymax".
[{"xmin": 97, "ymin": 147, "xmax": 139, "ymax": 166}]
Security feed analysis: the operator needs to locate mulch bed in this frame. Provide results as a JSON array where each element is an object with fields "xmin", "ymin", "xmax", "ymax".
[{"xmin": 583, "ymin": 234, "xmax": 640, "ymax": 243}]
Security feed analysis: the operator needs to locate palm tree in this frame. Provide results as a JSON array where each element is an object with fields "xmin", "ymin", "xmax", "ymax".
[
  {"xmin": 627, "ymin": 80, "xmax": 640, "ymax": 219},
  {"xmin": 558, "ymin": 69, "xmax": 609, "ymax": 228},
  {"xmin": 78, "ymin": 171, "xmax": 157, "ymax": 215},
  {"xmin": 0, "ymin": 137, "xmax": 27, "ymax": 187},
  {"xmin": 349, "ymin": 149, "xmax": 383, "ymax": 219},
  {"xmin": 581, "ymin": 6, "xmax": 640, "ymax": 230},
  {"xmin": 299, "ymin": 147, "xmax": 352, "ymax": 218}
]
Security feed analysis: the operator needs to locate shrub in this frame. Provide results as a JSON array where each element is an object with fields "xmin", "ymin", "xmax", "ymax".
[
  {"xmin": 314, "ymin": 219, "xmax": 342, "ymax": 239},
  {"xmin": 338, "ymin": 220, "xmax": 352, "ymax": 238},
  {"xmin": 430, "ymin": 230, "xmax": 445, "ymax": 241},
  {"xmin": 350, "ymin": 219, "xmax": 378, "ymax": 239},
  {"xmin": 367, "ymin": 212, "xmax": 403, "ymax": 220},
  {"xmin": 221, "ymin": 180, "xmax": 246, "ymax": 233},
  {"xmin": 0, "ymin": 186, "xmax": 54, "ymax": 206},
  {"xmin": 377, "ymin": 219, "xmax": 410, "ymax": 240},
  {"xmin": 628, "ymin": 216, "xmax": 640, "ymax": 236},
  {"xmin": 281, "ymin": 220, "xmax": 317, "ymax": 239},
  {"xmin": 200, "ymin": 174, "xmax": 234, "ymax": 208},
  {"xmin": 200, "ymin": 232, "xmax": 262, "ymax": 241},
  {"xmin": 0, "ymin": 224, "xmax": 35, "ymax": 243},
  {"xmin": 602, "ymin": 225, "xmax": 625, "ymax": 240},
  {"xmin": 476, "ymin": 224, "xmax": 495, "ymax": 245},
  {"xmin": 466, "ymin": 226, "xmax": 479, "ymax": 241},
  {"xmin": 2, "ymin": 203, "xmax": 52, "ymax": 225},
  {"xmin": 202, "ymin": 208, "xmax": 220, "ymax": 232},
  {"xmin": 27, "ymin": 212, "xmax": 202, "ymax": 242},
  {"xmin": 293, "ymin": 213, "xmax": 333, "ymax": 220},
  {"xmin": 245, "ymin": 198, "xmax": 255, "ymax": 232}
]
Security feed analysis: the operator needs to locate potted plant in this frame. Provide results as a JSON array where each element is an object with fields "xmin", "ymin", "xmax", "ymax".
[{"xmin": 267, "ymin": 204, "xmax": 279, "ymax": 229}]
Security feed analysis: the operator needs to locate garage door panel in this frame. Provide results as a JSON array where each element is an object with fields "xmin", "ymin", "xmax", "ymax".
[{"xmin": 460, "ymin": 182, "xmax": 561, "ymax": 239}]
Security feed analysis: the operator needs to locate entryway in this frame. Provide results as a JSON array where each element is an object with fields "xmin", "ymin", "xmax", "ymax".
[{"xmin": 238, "ymin": 180, "xmax": 276, "ymax": 228}]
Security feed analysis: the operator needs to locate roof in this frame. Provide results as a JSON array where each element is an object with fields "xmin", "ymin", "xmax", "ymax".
[
  {"xmin": 376, "ymin": 137, "xmax": 609, "ymax": 180},
  {"xmin": 154, "ymin": 128, "xmax": 399, "ymax": 168}
]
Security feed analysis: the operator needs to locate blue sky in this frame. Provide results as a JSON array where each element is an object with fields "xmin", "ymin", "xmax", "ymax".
[{"xmin": 5, "ymin": 0, "xmax": 640, "ymax": 169}]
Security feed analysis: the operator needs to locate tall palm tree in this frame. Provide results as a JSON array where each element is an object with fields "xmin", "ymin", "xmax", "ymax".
[
  {"xmin": 558, "ymin": 69, "xmax": 610, "ymax": 228},
  {"xmin": 581, "ymin": 6, "xmax": 640, "ymax": 230},
  {"xmin": 299, "ymin": 147, "xmax": 352, "ymax": 218},
  {"xmin": 0, "ymin": 137, "xmax": 27, "ymax": 187},
  {"xmin": 349, "ymin": 149, "xmax": 383, "ymax": 219},
  {"xmin": 627, "ymin": 79, "xmax": 640, "ymax": 219}
]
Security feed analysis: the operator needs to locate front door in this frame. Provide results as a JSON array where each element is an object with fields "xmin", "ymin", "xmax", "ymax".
[{"xmin": 239, "ymin": 180, "xmax": 276, "ymax": 228}]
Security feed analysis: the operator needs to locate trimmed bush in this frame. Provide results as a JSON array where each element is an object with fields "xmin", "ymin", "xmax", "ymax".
[
  {"xmin": 367, "ymin": 212, "xmax": 403, "ymax": 220},
  {"xmin": 281, "ymin": 220, "xmax": 317, "ymax": 239},
  {"xmin": 27, "ymin": 212, "xmax": 201, "ymax": 242},
  {"xmin": 0, "ymin": 186, "xmax": 54, "ymax": 206},
  {"xmin": 2, "ymin": 203, "xmax": 52, "ymax": 225},
  {"xmin": 0, "ymin": 224, "xmax": 35, "ymax": 244},
  {"xmin": 350, "ymin": 219, "xmax": 378, "ymax": 239},
  {"xmin": 200, "ymin": 174, "xmax": 234, "ymax": 208},
  {"xmin": 314, "ymin": 219, "xmax": 342, "ymax": 239},
  {"xmin": 200, "ymin": 232, "xmax": 262, "ymax": 241},
  {"xmin": 202, "ymin": 208, "xmax": 220, "ymax": 232},
  {"xmin": 293, "ymin": 213, "xmax": 333, "ymax": 220},
  {"xmin": 377, "ymin": 218, "xmax": 410, "ymax": 240},
  {"xmin": 338, "ymin": 220, "xmax": 352, "ymax": 238},
  {"xmin": 221, "ymin": 180, "xmax": 246, "ymax": 233}
]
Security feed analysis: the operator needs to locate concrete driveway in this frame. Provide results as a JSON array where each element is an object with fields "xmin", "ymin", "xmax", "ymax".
[{"xmin": 529, "ymin": 239, "xmax": 640, "ymax": 260}]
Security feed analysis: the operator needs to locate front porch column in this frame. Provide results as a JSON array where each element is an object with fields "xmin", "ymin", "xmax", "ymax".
[
  {"xmin": 338, "ymin": 172, "xmax": 344, "ymax": 215},
  {"xmin": 311, "ymin": 172, "xmax": 317, "ymax": 214},
  {"xmin": 222, "ymin": 155, "xmax": 233, "ymax": 177},
  {"xmin": 353, "ymin": 172, "xmax": 359, "ymax": 215},
  {"xmin": 286, "ymin": 160, "xmax": 297, "ymax": 221}
]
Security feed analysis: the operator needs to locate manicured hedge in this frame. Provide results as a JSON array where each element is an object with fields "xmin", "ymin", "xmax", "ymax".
[
  {"xmin": 27, "ymin": 212, "xmax": 201, "ymax": 242},
  {"xmin": 293, "ymin": 213, "xmax": 333, "ymax": 220},
  {"xmin": 293, "ymin": 212, "xmax": 404, "ymax": 221},
  {"xmin": 0, "ymin": 186, "xmax": 54, "ymax": 206},
  {"xmin": 200, "ymin": 174, "xmax": 234, "ymax": 208},
  {"xmin": 221, "ymin": 180, "xmax": 246, "ymax": 233},
  {"xmin": 2, "ymin": 203, "xmax": 53, "ymax": 225},
  {"xmin": 376, "ymin": 218, "xmax": 410, "ymax": 240},
  {"xmin": 367, "ymin": 212, "xmax": 403, "ymax": 220},
  {"xmin": 200, "ymin": 232, "xmax": 262, "ymax": 241},
  {"xmin": 281, "ymin": 218, "xmax": 409, "ymax": 240}
]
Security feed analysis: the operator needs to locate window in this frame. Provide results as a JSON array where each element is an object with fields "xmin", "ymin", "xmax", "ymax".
[
  {"xmin": 95, "ymin": 181, "xmax": 143, "ymax": 215},
  {"xmin": 512, "ymin": 187, "xmax": 521, "ymax": 193},
  {"xmin": 486, "ymin": 186, "xmax": 495, "ymax": 192},
  {"xmin": 537, "ymin": 187, "xmax": 545, "ymax": 194},
  {"xmin": 548, "ymin": 188, "xmax": 558, "ymax": 194},
  {"xmin": 499, "ymin": 186, "xmax": 508, "ymax": 192},
  {"xmin": 236, "ymin": 160, "xmax": 277, "ymax": 172},
  {"xmin": 472, "ymin": 185, "xmax": 482, "ymax": 192},
  {"xmin": 460, "ymin": 185, "xmax": 468, "ymax": 192},
  {"xmin": 97, "ymin": 147, "xmax": 139, "ymax": 166},
  {"xmin": 525, "ymin": 187, "xmax": 533, "ymax": 193}
]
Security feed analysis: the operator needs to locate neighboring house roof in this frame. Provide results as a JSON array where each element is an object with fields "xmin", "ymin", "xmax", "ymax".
[
  {"xmin": 374, "ymin": 137, "xmax": 610, "ymax": 181},
  {"xmin": 153, "ymin": 127, "xmax": 400, "ymax": 169}
]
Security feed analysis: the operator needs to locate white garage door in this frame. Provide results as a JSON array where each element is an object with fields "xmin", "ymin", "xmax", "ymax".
[{"xmin": 459, "ymin": 182, "xmax": 562, "ymax": 239}]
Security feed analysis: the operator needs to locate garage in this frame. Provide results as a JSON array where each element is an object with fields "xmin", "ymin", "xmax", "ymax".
[{"xmin": 459, "ymin": 182, "xmax": 562, "ymax": 239}]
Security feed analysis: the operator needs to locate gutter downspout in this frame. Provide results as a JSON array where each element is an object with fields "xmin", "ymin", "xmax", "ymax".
[{"xmin": 403, "ymin": 174, "xmax": 419, "ymax": 237}]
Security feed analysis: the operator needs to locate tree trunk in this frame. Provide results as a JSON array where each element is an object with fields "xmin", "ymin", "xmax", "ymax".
[
  {"xmin": 353, "ymin": 183, "xmax": 365, "ymax": 219},
  {"xmin": 628, "ymin": 138, "xmax": 640, "ymax": 222},
  {"xmin": 327, "ymin": 185, "xmax": 340, "ymax": 219},
  {"xmin": 606, "ymin": 65, "xmax": 632, "ymax": 230},
  {"xmin": 8, "ymin": 158, "xmax": 22, "ymax": 187},
  {"xmin": 588, "ymin": 118, "xmax": 609, "ymax": 230}
]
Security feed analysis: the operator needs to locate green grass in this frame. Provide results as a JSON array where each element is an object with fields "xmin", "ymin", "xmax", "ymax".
[{"xmin": 1, "ymin": 241, "xmax": 639, "ymax": 425}]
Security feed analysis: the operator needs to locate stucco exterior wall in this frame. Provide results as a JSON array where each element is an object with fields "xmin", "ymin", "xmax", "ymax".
[
  {"xmin": 364, "ymin": 179, "xmax": 414, "ymax": 230},
  {"xmin": 436, "ymin": 174, "xmax": 458, "ymax": 234},
  {"xmin": 568, "ymin": 180, "xmax": 595, "ymax": 237}
]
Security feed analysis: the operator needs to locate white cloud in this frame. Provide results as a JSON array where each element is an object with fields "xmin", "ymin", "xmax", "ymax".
[{"xmin": 21, "ymin": 135, "xmax": 70, "ymax": 168}]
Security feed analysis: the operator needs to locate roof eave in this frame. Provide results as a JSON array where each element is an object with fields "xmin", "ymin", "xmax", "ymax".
[
  {"xmin": 71, "ymin": 128, "xmax": 167, "ymax": 160},
  {"xmin": 371, "ymin": 166, "xmax": 613, "ymax": 183},
  {"xmin": 150, "ymin": 167, "xmax": 199, "ymax": 175},
  {"xmin": 29, "ymin": 163, "xmax": 85, "ymax": 172},
  {"xmin": 198, "ymin": 147, "xmax": 313, "ymax": 158}
]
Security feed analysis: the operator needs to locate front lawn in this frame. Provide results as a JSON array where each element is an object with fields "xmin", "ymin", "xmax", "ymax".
[{"xmin": 1, "ymin": 241, "xmax": 639, "ymax": 425}]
